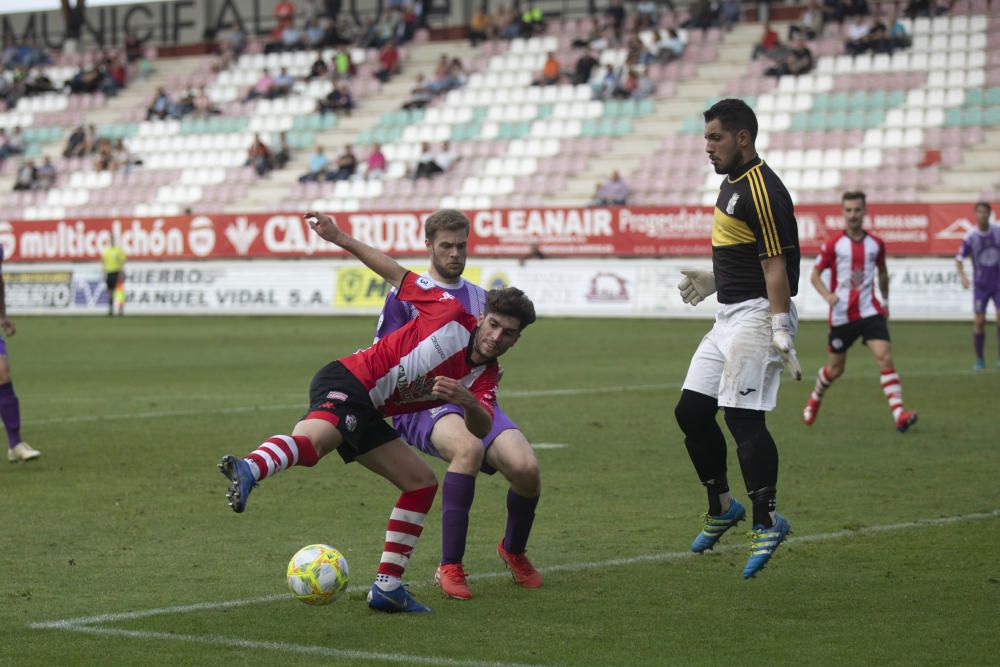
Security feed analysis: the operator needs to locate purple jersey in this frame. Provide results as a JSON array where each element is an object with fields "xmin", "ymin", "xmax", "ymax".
[
  {"xmin": 956, "ymin": 223, "xmax": 1000, "ymax": 290},
  {"xmin": 375, "ymin": 275, "xmax": 487, "ymax": 341}
]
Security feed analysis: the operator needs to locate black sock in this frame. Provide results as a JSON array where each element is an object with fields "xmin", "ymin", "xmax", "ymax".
[
  {"xmin": 703, "ymin": 477, "xmax": 729, "ymax": 515},
  {"xmin": 748, "ymin": 486, "xmax": 776, "ymax": 528}
]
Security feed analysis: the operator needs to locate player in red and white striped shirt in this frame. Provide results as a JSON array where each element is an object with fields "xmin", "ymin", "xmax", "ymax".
[
  {"xmin": 218, "ymin": 211, "xmax": 536, "ymax": 613},
  {"xmin": 804, "ymin": 191, "xmax": 917, "ymax": 433}
]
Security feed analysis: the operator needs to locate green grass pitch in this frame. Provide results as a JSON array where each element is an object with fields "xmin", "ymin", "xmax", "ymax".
[{"xmin": 2, "ymin": 316, "xmax": 998, "ymax": 666}]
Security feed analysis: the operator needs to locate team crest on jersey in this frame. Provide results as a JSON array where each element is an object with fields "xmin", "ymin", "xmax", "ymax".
[
  {"xmin": 345, "ymin": 414, "xmax": 357, "ymax": 432},
  {"xmin": 416, "ymin": 276, "xmax": 435, "ymax": 290},
  {"xmin": 726, "ymin": 192, "xmax": 740, "ymax": 215},
  {"xmin": 326, "ymin": 391, "xmax": 348, "ymax": 401}
]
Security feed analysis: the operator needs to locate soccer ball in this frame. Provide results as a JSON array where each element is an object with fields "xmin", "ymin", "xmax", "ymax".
[{"xmin": 286, "ymin": 544, "xmax": 350, "ymax": 605}]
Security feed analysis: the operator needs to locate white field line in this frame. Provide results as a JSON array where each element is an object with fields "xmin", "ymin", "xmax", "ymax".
[
  {"xmin": 32, "ymin": 508, "xmax": 999, "ymax": 631},
  {"xmin": 23, "ymin": 366, "xmax": 989, "ymax": 426}
]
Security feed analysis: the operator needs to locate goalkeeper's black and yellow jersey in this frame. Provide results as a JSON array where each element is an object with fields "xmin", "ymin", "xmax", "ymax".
[{"xmin": 711, "ymin": 156, "xmax": 800, "ymax": 304}]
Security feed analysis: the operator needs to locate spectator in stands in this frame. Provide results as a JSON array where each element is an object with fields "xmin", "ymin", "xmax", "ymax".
[
  {"xmin": 245, "ymin": 69, "xmax": 275, "ymax": 101},
  {"xmin": 275, "ymin": 0, "xmax": 296, "ymax": 29},
  {"xmin": 496, "ymin": 4, "xmax": 522, "ymax": 40},
  {"xmin": 304, "ymin": 18, "xmax": 327, "ymax": 49},
  {"xmin": 822, "ymin": 0, "xmax": 845, "ymax": 25},
  {"xmin": 401, "ymin": 74, "xmax": 433, "ymax": 110},
  {"xmin": 107, "ymin": 54, "xmax": 128, "ymax": 92},
  {"xmin": 631, "ymin": 70, "xmax": 656, "ymax": 100},
  {"xmin": 299, "ymin": 145, "xmax": 330, "ymax": 182},
  {"xmin": 94, "ymin": 140, "xmax": 115, "ymax": 171},
  {"xmin": 63, "ymin": 125, "xmax": 86, "ymax": 158},
  {"xmin": 124, "ymin": 30, "xmax": 143, "ymax": 63},
  {"xmin": 12, "ymin": 159, "xmax": 36, "ymax": 191},
  {"xmin": 534, "ymin": 51, "xmax": 562, "ymax": 86},
  {"xmin": 221, "ymin": 24, "xmax": 248, "ymax": 60},
  {"xmin": 614, "ymin": 68, "xmax": 639, "ymax": 98},
  {"xmin": 592, "ymin": 171, "xmax": 629, "ymax": 205},
  {"xmin": 605, "ymin": 0, "xmax": 627, "ymax": 38},
  {"xmin": 843, "ymin": 0, "xmax": 870, "ymax": 18},
  {"xmin": 519, "ymin": 4, "xmax": 546, "ymax": 37},
  {"xmin": 332, "ymin": 47, "xmax": 356, "ymax": 79},
  {"xmin": 113, "ymin": 139, "xmax": 138, "ymax": 174},
  {"xmin": 84, "ymin": 125, "xmax": 98, "ymax": 154},
  {"xmin": 35, "ymin": 156, "xmax": 57, "ymax": 189},
  {"xmin": 307, "ymin": 50, "xmax": 329, "ymax": 79},
  {"xmin": 317, "ymin": 82, "xmax": 354, "ymax": 114},
  {"xmin": 274, "ymin": 131, "xmax": 291, "ymax": 168},
  {"xmin": 327, "ymin": 144, "xmax": 358, "ymax": 181},
  {"xmin": 657, "ymin": 28, "xmax": 687, "ymax": 62},
  {"xmin": 592, "ymin": 64, "xmax": 620, "ymax": 100},
  {"xmin": 752, "ymin": 22, "xmax": 782, "ymax": 60},
  {"xmin": 280, "ymin": 21, "xmax": 305, "ymax": 51},
  {"xmin": 888, "ymin": 10, "xmax": 911, "ymax": 49},
  {"xmin": 636, "ymin": 0, "xmax": 665, "ymax": 29},
  {"xmin": 719, "ymin": 0, "xmax": 742, "ymax": 31},
  {"xmin": 366, "ymin": 143, "xmax": 386, "ymax": 180},
  {"xmin": 624, "ymin": 35, "xmax": 646, "ymax": 68},
  {"xmin": 844, "ymin": 14, "xmax": 871, "ymax": 55},
  {"xmin": 173, "ymin": 88, "xmax": 196, "ymax": 117},
  {"xmin": 301, "ymin": 0, "xmax": 322, "ymax": 23},
  {"xmin": 0, "ymin": 130, "xmax": 10, "ymax": 164},
  {"xmin": 426, "ymin": 56, "xmax": 467, "ymax": 94},
  {"xmin": 269, "ymin": 66, "xmax": 296, "ymax": 98},
  {"xmin": 789, "ymin": 0, "xmax": 822, "ymax": 39},
  {"xmin": 375, "ymin": 39, "xmax": 401, "ymax": 83},
  {"xmin": 414, "ymin": 141, "xmax": 459, "ymax": 179},
  {"xmin": 468, "ymin": 5, "xmax": 494, "ymax": 46},
  {"xmin": 247, "ymin": 134, "xmax": 274, "ymax": 176},
  {"xmin": 766, "ymin": 34, "xmax": 814, "ymax": 77},
  {"xmin": 146, "ymin": 87, "xmax": 172, "ymax": 120},
  {"xmin": 193, "ymin": 86, "xmax": 221, "ymax": 116},
  {"xmin": 23, "ymin": 66, "xmax": 58, "ymax": 96},
  {"xmin": 685, "ymin": 0, "xmax": 721, "ymax": 30},
  {"xmin": 2, "ymin": 127, "xmax": 25, "ymax": 160},
  {"xmin": 573, "ymin": 48, "xmax": 600, "ymax": 85}
]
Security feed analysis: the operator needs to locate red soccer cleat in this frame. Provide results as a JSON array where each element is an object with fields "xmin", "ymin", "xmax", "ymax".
[
  {"xmin": 435, "ymin": 563, "xmax": 472, "ymax": 600},
  {"xmin": 497, "ymin": 540, "xmax": 542, "ymax": 589},
  {"xmin": 803, "ymin": 397, "xmax": 821, "ymax": 426},
  {"xmin": 896, "ymin": 411, "xmax": 918, "ymax": 433}
]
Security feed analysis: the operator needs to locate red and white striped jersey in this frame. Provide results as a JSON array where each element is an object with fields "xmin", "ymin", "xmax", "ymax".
[
  {"xmin": 814, "ymin": 231, "xmax": 887, "ymax": 326},
  {"xmin": 338, "ymin": 271, "xmax": 499, "ymax": 417}
]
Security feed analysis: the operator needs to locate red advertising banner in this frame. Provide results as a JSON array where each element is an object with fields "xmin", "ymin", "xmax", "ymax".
[{"xmin": 0, "ymin": 204, "xmax": 986, "ymax": 262}]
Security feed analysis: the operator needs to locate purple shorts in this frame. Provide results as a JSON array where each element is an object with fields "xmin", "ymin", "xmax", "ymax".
[
  {"xmin": 0, "ymin": 335, "xmax": 7, "ymax": 356},
  {"xmin": 392, "ymin": 404, "xmax": 519, "ymax": 475},
  {"xmin": 973, "ymin": 285, "xmax": 1000, "ymax": 314}
]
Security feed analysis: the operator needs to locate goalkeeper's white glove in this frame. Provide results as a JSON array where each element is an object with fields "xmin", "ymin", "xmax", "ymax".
[
  {"xmin": 678, "ymin": 268, "xmax": 716, "ymax": 306},
  {"xmin": 771, "ymin": 312, "xmax": 802, "ymax": 381}
]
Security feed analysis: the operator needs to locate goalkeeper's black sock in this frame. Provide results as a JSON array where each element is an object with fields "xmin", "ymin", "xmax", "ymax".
[{"xmin": 703, "ymin": 477, "xmax": 730, "ymax": 516}]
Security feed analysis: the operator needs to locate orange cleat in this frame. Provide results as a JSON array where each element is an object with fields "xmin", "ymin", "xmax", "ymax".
[
  {"xmin": 896, "ymin": 411, "xmax": 918, "ymax": 433},
  {"xmin": 435, "ymin": 563, "xmax": 472, "ymax": 600},
  {"xmin": 497, "ymin": 540, "xmax": 542, "ymax": 589},
  {"xmin": 803, "ymin": 397, "xmax": 821, "ymax": 426}
]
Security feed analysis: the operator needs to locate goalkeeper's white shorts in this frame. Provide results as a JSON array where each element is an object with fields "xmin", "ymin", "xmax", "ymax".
[{"xmin": 681, "ymin": 298, "xmax": 798, "ymax": 412}]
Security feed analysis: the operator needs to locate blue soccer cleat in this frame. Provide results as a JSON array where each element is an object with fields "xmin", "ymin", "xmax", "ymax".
[
  {"xmin": 218, "ymin": 455, "xmax": 256, "ymax": 513},
  {"xmin": 973, "ymin": 358, "xmax": 986, "ymax": 371},
  {"xmin": 691, "ymin": 498, "xmax": 747, "ymax": 553},
  {"xmin": 742, "ymin": 514, "xmax": 791, "ymax": 579},
  {"xmin": 367, "ymin": 584, "xmax": 431, "ymax": 613}
]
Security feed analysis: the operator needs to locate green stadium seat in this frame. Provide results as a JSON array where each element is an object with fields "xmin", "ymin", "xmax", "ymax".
[
  {"xmin": 789, "ymin": 113, "xmax": 810, "ymax": 131},
  {"xmin": 864, "ymin": 111, "xmax": 884, "ymax": 128},
  {"xmin": 962, "ymin": 107, "xmax": 984, "ymax": 126},
  {"xmin": 637, "ymin": 98, "xmax": 654, "ymax": 115},
  {"xmin": 965, "ymin": 88, "xmax": 985, "ymax": 107},
  {"xmin": 845, "ymin": 110, "xmax": 866, "ymax": 130},
  {"xmin": 984, "ymin": 106, "xmax": 1000, "ymax": 126},
  {"xmin": 887, "ymin": 90, "xmax": 906, "ymax": 107},
  {"xmin": 944, "ymin": 108, "xmax": 963, "ymax": 127},
  {"xmin": 847, "ymin": 91, "xmax": 867, "ymax": 108},
  {"xmin": 356, "ymin": 128, "xmax": 373, "ymax": 144},
  {"xmin": 985, "ymin": 87, "xmax": 1000, "ymax": 106},
  {"xmin": 865, "ymin": 90, "xmax": 887, "ymax": 110}
]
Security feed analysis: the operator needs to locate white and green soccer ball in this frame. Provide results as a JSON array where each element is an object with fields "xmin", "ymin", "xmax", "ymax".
[{"xmin": 286, "ymin": 544, "xmax": 350, "ymax": 605}]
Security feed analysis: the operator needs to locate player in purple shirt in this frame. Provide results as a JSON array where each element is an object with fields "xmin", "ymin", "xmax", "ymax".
[
  {"xmin": 375, "ymin": 209, "xmax": 543, "ymax": 600},
  {"xmin": 955, "ymin": 201, "xmax": 1000, "ymax": 370},
  {"xmin": 0, "ymin": 245, "xmax": 40, "ymax": 463}
]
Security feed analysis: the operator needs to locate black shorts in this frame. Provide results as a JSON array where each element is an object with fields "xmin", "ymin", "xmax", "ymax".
[
  {"xmin": 303, "ymin": 361, "xmax": 400, "ymax": 464},
  {"xmin": 105, "ymin": 271, "xmax": 120, "ymax": 292},
  {"xmin": 828, "ymin": 314, "xmax": 890, "ymax": 353}
]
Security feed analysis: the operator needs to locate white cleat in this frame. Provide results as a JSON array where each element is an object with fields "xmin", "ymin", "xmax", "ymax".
[{"xmin": 8, "ymin": 441, "xmax": 41, "ymax": 463}]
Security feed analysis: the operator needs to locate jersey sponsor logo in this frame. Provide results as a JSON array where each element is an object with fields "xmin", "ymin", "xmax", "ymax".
[
  {"xmin": 438, "ymin": 292, "xmax": 456, "ymax": 301},
  {"xmin": 326, "ymin": 391, "xmax": 348, "ymax": 401},
  {"xmin": 345, "ymin": 414, "xmax": 357, "ymax": 432},
  {"xmin": 726, "ymin": 192, "xmax": 740, "ymax": 215},
  {"xmin": 395, "ymin": 363, "xmax": 437, "ymax": 403},
  {"xmin": 416, "ymin": 275, "xmax": 435, "ymax": 290}
]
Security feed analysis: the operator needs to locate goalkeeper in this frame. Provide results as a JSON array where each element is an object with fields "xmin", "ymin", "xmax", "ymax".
[{"xmin": 673, "ymin": 99, "xmax": 802, "ymax": 579}]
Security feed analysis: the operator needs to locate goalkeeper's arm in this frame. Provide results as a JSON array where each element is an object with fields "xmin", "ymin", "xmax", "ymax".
[{"xmin": 761, "ymin": 255, "xmax": 802, "ymax": 381}]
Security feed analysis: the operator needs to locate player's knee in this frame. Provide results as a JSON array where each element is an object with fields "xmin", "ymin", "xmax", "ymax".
[
  {"xmin": 450, "ymin": 438, "xmax": 485, "ymax": 471},
  {"xmin": 723, "ymin": 407, "xmax": 767, "ymax": 444},
  {"xmin": 675, "ymin": 390, "xmax": 718, "ymax": 434},
  {"xmin": 503, "ymin": 455, "xmax": 541, "ymax": 494}
]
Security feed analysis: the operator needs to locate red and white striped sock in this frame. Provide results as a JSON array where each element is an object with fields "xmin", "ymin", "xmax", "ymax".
[
  {"xmin": 244, "ymin": 435, "xmax": 319, "ymax": 482},
  {"xmin": 374, "ymin": 484, "xmax": 438, "ymax": 591},
  {"xmin": 880, "ymin": 369, "xmax": 905, "ymax": 421},
  {"xmin": 811, "ymin": 366, "xmax": 834, "ymax": 402}
]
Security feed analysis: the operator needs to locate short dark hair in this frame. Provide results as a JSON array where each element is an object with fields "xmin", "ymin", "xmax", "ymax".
[
  {"xmin": 703, "ymin": 98, "xmax": 758, "ymax": 141},
  {"xmin": 842, "ymin": 190, "xmax": 867, "ymax": 206},
  {"xmin": 485, "ymin": 286, "xmax": 536, "ymax": 330},
  {"xmin": 424, "ymin": 208, "xmax": 470, "ymax": 241},
  {"xmin": 974, "ymin": 201, "xmax": 992, "ymax": 212}
]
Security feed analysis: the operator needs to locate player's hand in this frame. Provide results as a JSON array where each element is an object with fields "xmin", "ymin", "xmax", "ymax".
[
  {"xmin": 771, "ymin": 313, "xmax": 802, "ymax": 381},
  {"xmin": 824, "ymin": 293, "xmax": 839, "ymax": 306},
  {"xmin": 960, "ymin": 275, "xmax": 970, "ymax": 290},
  {"xmin": 304, "ymin": 211, "xmax": 345, "ymax": 245},
  {"xmin": 430, "ymin": 376, "xmax": 475, "ymax": 407},
  {"xmin": 678, "ymin": 268, "xmax": 716, "ymax": 306},
  {"xmin": 0, "ymin": 317, "xmax": 14, "ymax": 337}
]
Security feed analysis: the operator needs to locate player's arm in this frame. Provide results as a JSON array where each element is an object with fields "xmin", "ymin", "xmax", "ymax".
[
  {"xmin": 0, "ymin": 273, "xmax": 13, "ymax": 337},
  {"xmin": 810, "ymin": 265, "xmax": 837, "ymax": 305},
  {"xmin": 955, "ymin": 257, "xmax": 970, "ymax": 289},
  {"xmin": 430, "ymin": 376, "xmax": 493, "ymax": 439},
  {"xmin": 304, "ymin": 211, "xmax": 406, "ymax": 289}
]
